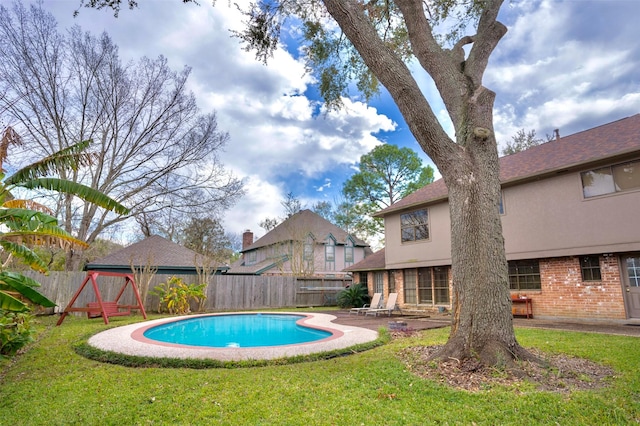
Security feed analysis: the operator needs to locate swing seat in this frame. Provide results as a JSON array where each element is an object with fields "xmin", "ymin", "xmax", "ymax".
[{"xmin": 87, "ymin": 301, "xmax": 131, "ymax": 319}]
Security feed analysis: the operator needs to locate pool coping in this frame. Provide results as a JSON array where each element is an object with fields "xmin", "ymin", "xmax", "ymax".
[{"xmin": 87, "ymin": 312, "xmax": 379, "ymax": 361}]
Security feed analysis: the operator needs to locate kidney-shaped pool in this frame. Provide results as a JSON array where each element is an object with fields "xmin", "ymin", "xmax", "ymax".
[
  {"xmin": 143, "ymin": 313, "xmax": 332, "ymax": 348},
  {"xmin": 87, "ymin": 312, "xmax": 378, "ymax": 361}
]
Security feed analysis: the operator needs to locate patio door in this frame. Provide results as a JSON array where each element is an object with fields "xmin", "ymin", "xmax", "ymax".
[
  {"xmin": 622, "ymin": 255, "xmax": 640, "ymax": 318},
  {"xmin": 374, "ymin": 272, "xmax": 385, "ymax": 304}
]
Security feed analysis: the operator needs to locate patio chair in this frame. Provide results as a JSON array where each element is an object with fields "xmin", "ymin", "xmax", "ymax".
[
  {"xmin": 365, "ymin": 292, "xmax": 399, "ymax": 317},
  {"xmin": 349, "ymin": 292, "xmax": 382, "ymax": 315}
]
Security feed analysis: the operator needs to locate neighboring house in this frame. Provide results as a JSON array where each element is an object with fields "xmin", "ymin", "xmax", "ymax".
[
  {"xmin": 346, "ymin": 114, "xmax": 640, "ymax": 321},
  {"xmin": 86, "ymin": 234, "xmax": 228, "ymax": 275},
  {"xmin": 228, "ymin": 209, "xmax": 371, "ymax": 278}
]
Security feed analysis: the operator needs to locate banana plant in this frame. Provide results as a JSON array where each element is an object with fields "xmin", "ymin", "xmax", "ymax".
[{"xmin": 0, "ymin": 128, "xmax": 129, "ymax": 312}]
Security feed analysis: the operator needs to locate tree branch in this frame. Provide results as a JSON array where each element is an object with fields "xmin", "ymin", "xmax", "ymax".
[{"xmin": 322, "ymin": 0, "xmax": 456, "ymax": 166}]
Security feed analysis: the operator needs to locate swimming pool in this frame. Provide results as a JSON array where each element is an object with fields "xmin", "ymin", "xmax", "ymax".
[
  {"xmin": 87, "ymin": 312, "xmax": 378, "ymax": 361},
  {"xmin": 142, "ymin": 313, "xmax": 332, "ymax": 347}
]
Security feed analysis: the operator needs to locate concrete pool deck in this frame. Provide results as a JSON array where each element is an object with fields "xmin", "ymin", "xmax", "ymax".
[{"xmin": 88, "ymin": 312, "xmax": 379, "ymax": 361}]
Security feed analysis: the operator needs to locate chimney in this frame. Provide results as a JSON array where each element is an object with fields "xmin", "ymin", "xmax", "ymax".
[
  {"xmin": 242, "ymin": 229, "xmax": 254, "ymax": 251},
  {"xmin": 554, "ymin": 129, "xmax": 560, "ymax": 140}
]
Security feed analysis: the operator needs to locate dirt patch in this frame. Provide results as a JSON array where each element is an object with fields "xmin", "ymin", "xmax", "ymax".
[{"xmin": 396, "ymin": 338, "xmax": 615, "ymax": 393}]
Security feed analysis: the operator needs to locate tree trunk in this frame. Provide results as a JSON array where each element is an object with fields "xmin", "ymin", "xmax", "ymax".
[
  {"xmin": 65, "ymin": 248, "xmax": 85, "ymax": 271},
  {"xmin": 437, "ymin": 116, "xmax": 532, "ymax": 366},
  {"xmin": 321, "ymin": 0, "xmax": 533, "ymax": 366}
]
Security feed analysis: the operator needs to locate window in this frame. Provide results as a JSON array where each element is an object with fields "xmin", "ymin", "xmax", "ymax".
[
  {"xmin": 403, "ymin": 269, "xmax": 417, "ymax": 304},
  {"xmin": 374, "ymin": 272, "xmax": 384, "ymax": 297},
  {"xmin": 401, "ymin": 209, "xmax": 429, "ymax": 242},
  {"xmin": 418, "ymin": 268, "xmax": 432, "ymax": 304},
  {"xmin": 359, "ymin": 272, "xmax": 368, "ymax": 287},
  {"xmin": 416, "ymin": 267, "xmax": 450, "ymax": 305},
  {"xmin": 626, "ymin": 257, "xmax": 640, "ymax": 287},
  {"xmin": 325, "ymin": 245, "xmax": 335, "ymax": 261},
  {"xmin": 325, "ymin": 237, "xmax": 335, "ymax": 261},
  {"xmin": 433, "ymin": 267, "xmax": 450, "ymax": 304},
  {"xmin": 344, "ymin": 239, "xmax": 354, "ymax": 263},
  {"xmin": 303, "ymin": 242, "xmax": 313, "ymax": 261},
  {"xmin": 388, "ymin": 270, "xmax": 397, "ymax": 293},
  {"xmin": 581, "ymin": 160, "xmax": 640, "ymax": 198},
  {"xmin": 508, "ymin": 260, "xmax": 541, "ymax": 290},
  {"xmin": 580, "ymin": 256, "xmax": 601, "ymax": 281},
  {"xmin": 498, "ymin": 191, "xmax": 505, "ymax": 215},
  {"xmin": 245, "ymin": 250, "xmax": 257, "ymax": 265}
]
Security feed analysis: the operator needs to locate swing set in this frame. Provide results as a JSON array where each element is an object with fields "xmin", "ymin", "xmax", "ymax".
[{"xmin": 56, "ymin": 270, "xmax": 147, "ymax": 326}]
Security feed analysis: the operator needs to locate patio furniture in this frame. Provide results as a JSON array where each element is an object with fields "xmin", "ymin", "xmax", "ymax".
[
  {"xmin": 365, "ymin": 293, "xmax": 399, "ymax": 317},
  {"xmin": 349, "ymin": 292, "xmax": 382, "ymax": 315}
]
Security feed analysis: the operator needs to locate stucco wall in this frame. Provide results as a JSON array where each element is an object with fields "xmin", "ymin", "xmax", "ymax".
[{"xmin": 382, "ymin": 162, "xmax": 640, "ymax": 266}]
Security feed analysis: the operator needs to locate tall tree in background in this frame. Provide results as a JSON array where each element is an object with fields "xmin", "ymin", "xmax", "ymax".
[
  {"xmin": 181, "ymin": 217, "xmax": 233, "ymax": 261},
  {"xmin": 259, "ymin": 191, "xmax": 303, "ymax": 232},
  {"xmin": 501, "ymin": 129, "xmax": 550, "ymax": 156},
  {"xmin": 0, "ymin": 2, "xmax": 244, "ymax": 269},
  {"xmin": 343, "ymin": 144, "xmax": 434, "ymax": 241},
  {"xmin": 311, "ymin": 200, "xmax": 334, "ymax": 222},
  {"xmin": 81, "ymin": 0, "xmax": 536, "ymax": 368}
]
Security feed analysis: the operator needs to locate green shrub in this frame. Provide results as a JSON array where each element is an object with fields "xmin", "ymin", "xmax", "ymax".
[
  {"xmin": 0, "ymin": 309, "xmax": 34, "ymax": 357},
  {"xmin": 336, "ymin": 283, "xmax": 370, "ymax": 308},
  {"xmin": 149, "ymin": 276, "xmax": 206, "ymax": 314}
]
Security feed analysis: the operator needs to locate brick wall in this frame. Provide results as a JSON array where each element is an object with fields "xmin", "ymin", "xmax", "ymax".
[
  {"xmin": 355, "ymin": 254, "xmax": 628, "ymax": 320},
  {"xmin": 525, "ymin": 256, "xmax": 626, "ymax": 320}
]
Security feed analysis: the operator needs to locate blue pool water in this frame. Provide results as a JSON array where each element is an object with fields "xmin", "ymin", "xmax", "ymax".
[{"xmin": 143, "ymin": 313, "xmax": 332, "ymax": 348}]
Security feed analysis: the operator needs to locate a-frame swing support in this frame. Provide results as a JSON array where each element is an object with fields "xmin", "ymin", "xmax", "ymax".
[{"xmin": 56, "ymin": 270, "xmax": 147, "ymax": 326}]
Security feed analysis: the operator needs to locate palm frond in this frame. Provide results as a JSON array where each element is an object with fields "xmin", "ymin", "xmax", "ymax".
[
  {"xmin": 0, "ymin": 240, "xmax": 49, "ymax": 273},
  {"xmin": 0, "ymin": 271, "xmax": 56, "ymax": 308},
  {"xmin": 10, "ymin": 178, "xmax": 129, "ymax": 215},
  {"xmin": 2, "ymin": 226, "xmax": 89, "ymax": 249},
  {"xmin": 2, "ymin": 199, "xmax": 54, "ymax": 214},
  {"xmin": 0, "ymin": 291, "xmax": 29, "ymax": 312},
  {"xmin": 0, "ymin": 208, "xmax": 59, "ymax": 227},
  {"xmin": 4, "ymin": 139, "xmax": 94, "ymax": 185}
]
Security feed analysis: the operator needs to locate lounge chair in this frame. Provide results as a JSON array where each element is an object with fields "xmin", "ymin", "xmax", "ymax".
[
  {"xmin": 365, "ymin": 292, "xmax": 399, "ymax": 317},
  {"xmin": 349, "ymin": 292, "xmax": 382, "ymax": 315}
]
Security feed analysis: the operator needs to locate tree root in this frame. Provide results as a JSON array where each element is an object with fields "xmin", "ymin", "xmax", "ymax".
[{"xmin": 427, "ymin": 336, "xmax": 546, "ymax": 372}]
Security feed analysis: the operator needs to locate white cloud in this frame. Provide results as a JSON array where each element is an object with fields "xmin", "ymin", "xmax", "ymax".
[
  {"xmin": 46, "ymin": 2, "xmax": 397, "ymax": 238},
  {"xmin": 44, "ymin": 0, "xmax": 640, "ymax": 240},
  {"xmin": 489, "ymin": 0, "xmax": 640, "ymax": 151}
]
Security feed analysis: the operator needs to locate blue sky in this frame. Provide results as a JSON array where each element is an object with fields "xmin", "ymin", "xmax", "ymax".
[{"xmin": 43, "ymin": 0, "xmax": 640, "ymax": 242}]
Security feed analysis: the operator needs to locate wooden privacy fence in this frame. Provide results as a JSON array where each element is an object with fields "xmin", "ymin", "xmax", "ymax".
[{"xmin": 24, "ymin": 271, "xmax": 351, "ymax": 314}]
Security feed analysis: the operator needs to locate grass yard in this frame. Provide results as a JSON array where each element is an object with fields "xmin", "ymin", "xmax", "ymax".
[{"xmin": 1, "ymin": 313, "xmax": 639, "ymax": 425}]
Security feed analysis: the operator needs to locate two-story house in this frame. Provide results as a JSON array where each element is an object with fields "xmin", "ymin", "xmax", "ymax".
[
  {"xmin": 229, "ymin": 209, "xmax": 371, "ymax": 278},
  {"xmin": 346, "ymin": 114, "xmax": 640, "ymax": 321}
]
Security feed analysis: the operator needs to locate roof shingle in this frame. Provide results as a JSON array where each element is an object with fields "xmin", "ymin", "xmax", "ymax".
[
  {"xmin": 243, "ymin": 209, "xmax": 369, "ymax": 252},
  {"xmin": 86, "ymin": 235, "xmax": 224, "ymax": 271},
  {"xmin": 343, "ymin": 248, "xmax": 385, "ymax": 272},
  {"xmin": 376, "ymin": 114, "xmax": 640, "ymax": 216}
]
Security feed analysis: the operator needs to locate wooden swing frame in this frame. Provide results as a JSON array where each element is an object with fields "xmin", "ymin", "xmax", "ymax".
[{"xmin": 56, "ymin": 270, "xmax": 147, "ymax": 326}]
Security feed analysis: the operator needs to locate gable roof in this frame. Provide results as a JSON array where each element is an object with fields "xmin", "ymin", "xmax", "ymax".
[
  {"xmin": 375, "ymin": 114, "xmax": 640, "ymax": 216},
  {"xmin": 85, "ymin": 235, "xmax": 227, "ymax": 274},
  {"xmin": 343, "ymin": 248, "xmax": 386, "ymax": 272},
  {"xmin": 242, "ymin": 209, "xmax": 369, "ymax": 252}
]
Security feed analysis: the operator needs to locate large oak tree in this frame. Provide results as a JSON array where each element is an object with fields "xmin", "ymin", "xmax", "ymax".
[{"xmin": 80, "ymin": 0, "xmax": 535, "ymax": 367}]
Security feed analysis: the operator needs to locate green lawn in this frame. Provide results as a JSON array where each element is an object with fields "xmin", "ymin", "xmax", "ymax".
[{"xmin": 1, "ymin": 314, "xmax": 639, "ymax": 425}]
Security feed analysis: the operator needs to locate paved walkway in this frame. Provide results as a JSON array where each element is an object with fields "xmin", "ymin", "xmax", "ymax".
[{"xmin": 327, "ymin": 309, "xmax": 640, "ymax": 337}]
